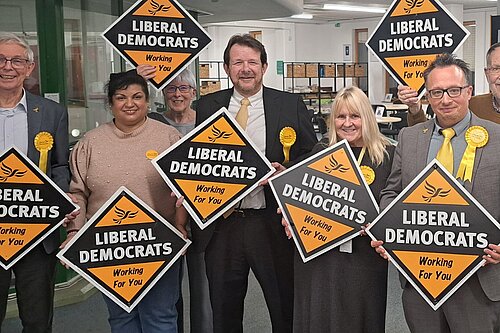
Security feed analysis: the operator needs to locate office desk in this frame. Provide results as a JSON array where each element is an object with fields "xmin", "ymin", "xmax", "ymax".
[
  {"xmin": 376, "ymin": 116, "xmax": 402, "ymax": 124},
  {"xmin": 381, "ymin": 103, "xmax": 409, "ymax": 111}
]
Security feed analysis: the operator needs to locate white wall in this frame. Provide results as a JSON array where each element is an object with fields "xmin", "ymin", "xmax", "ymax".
[
  {"xmin": 199, "ymin": 21, "xmax": 295, "ymax": 89},
  {"xmin": 200, "ymin": 6, "xmax": 497, "ymax": 99}
]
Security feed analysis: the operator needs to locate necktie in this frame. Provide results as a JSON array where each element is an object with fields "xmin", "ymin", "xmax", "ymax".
[
  {"xmin": 224, "ymin": 98, "xmax": 250, "ymax": 219},
  {"xmin": 436, "ymin": 128, "xmax": 455, "ymax": 173},
  {"xmin": 235, "ymin": 98, "xmax": 250, "ymax": 130}
]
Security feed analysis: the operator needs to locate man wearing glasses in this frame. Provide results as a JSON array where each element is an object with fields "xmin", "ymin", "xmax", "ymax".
[
  {"xmin": 399, "ymin": 43, "xmax": 500, "ymax": 125},
  {"xmin": 0, "ymin": 32, "xmax": 72, "ymax": 332},
  {"xmin": 372, "ymin": 53, "xmax": 500, "ymax": 332}
]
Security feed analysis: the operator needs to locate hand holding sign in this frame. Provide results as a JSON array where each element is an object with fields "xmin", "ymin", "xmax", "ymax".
[{"xmin": 483, "ymin": 244, "xmax": 500, "ymax": 265}]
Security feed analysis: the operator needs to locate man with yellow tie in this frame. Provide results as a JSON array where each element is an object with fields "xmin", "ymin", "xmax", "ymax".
[
  {"xmin": 373, "ymin": 53, "xmax": 500, "ymax": 332},
  {"xmin": 193, "ymin": 34, "xmax": 317, "ymax": 333}
]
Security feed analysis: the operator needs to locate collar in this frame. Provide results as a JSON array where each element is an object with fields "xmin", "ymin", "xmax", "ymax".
[
  {"xmin": 0, "ymin": 89, "xmax": 28, "ymax": 113},
  {"xmin": 232, "ymin": 87, "xmax": 263, "ymax": 106},
  {"xmin": 433, "ymin": 111, "xmax": 471, "ymax": 137},
  {"xmin": 492, "ymin": 95, "xmax": 500, "ymax": 114}
]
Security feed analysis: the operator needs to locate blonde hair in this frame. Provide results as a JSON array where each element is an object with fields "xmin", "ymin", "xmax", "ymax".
[{"xmin": 327, "ymin": 86, "xmax": 391, "ymax": 166}]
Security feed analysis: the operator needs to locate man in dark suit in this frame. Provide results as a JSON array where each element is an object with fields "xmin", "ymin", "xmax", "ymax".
[
  {"xmin": 0, "ymin": 32, "xmax": 72, "ymax": 333},
  {"xmin": 373, "ymin": 54, "xmax": 500, "ymax": 332},
  {"xmin": 194, "ymin": 34, "xmax": 317, "ymax": 333}
]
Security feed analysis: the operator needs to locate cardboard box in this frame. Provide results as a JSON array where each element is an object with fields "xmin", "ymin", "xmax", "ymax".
[
  {"xmin": 345, "ymin": 64, "xmax": 354, "ymax": 77},
  {"xmin": 336, "ymin": 64, "xmax": 345, "ymax": 77},
  {"xmin": 306, "ymin": 63, "xmax": 318, "ymax": 77},
  {"xmin": 200, "ymin": 81, "xmax": 221, "ymax": 95},
  {"xmin": 199, "ymin": 64, "xmax": 210, "ymax": 79},
  {"xmin": 287, "ymin": 63, "xmax": 306, "ymax": 77},
  {"xmin": 322, "ymin": 64, "xmax": 335, "ymax": 78},
  {"xmin": 355, "ymin": 64, "xmax": 365, "ymax": 77}
]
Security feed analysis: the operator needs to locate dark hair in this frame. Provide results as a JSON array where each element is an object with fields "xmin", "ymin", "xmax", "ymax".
[
  {"xmin": 223, "ymin": 34, "xmax": 267, "ymax": 66},
  {"xmin": 106, "ymin": 69, "xmax": 149, "ymax": 104},
  {"xmin": 486, "ymin": 42, "xmax": 500, "ymax": 66},
  {"xmin": 423, "ymin": 53, "xmax": 472, "ymax": 86}
]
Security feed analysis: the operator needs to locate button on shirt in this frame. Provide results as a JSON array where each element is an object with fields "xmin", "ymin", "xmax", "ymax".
[
  {"xmin": 427, "ymin": 111, "xmax": 470, "ymax": 179},
  {"xmin": 228, "ymin": 89, "xmax": 266, "ymax": 209},
  {"xmin": 0, "ymin": 91, "xmax": 28, "ymax": 155}
]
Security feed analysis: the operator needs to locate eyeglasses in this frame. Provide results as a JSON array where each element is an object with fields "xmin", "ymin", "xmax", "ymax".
[
  {"xmin": 164, "ymin": 85, "xmax": 192, "ymax": 93},
  {"xmin": 0, "ymin": 56, "xmax": 30, "ymax": 68},
  {"xmin": 485, "ymin": 67, "xmax": 500, "ymax": 75},
  {"xmin": 427, "ymin": 86, "xmax": 469, "ymax": 99}
]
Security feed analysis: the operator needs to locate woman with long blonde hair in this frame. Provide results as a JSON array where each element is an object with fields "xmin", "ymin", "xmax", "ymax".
[{"xmin": 292, "ymin": 86, "xmax": 395, "ymax": 333}]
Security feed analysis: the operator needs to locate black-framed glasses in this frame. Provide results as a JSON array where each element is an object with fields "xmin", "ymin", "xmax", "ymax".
[
  {"xmin": 164, "ymin": 85, "xmax": 192, "ymax": 93},
  {"xmin": 0, "ymin": 56, "xmax": 30, "ymax": 68},
  {"xmin": 485, "ymin": 67, "xmax": 500, "ymax": 75},
  {"xmin": 427, "ymin": 86, "xmax": 469, "ymax": 99}
]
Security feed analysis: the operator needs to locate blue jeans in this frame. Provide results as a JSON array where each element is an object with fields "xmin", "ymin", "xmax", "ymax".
[{"xmin": 103, "ymin": 260, "xmax": 181, "ymax": 333}]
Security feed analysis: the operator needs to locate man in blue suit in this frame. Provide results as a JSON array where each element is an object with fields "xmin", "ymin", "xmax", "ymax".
[{"xmin": 0, "ymin": 32, "xmax": 72, "ymax": 333}]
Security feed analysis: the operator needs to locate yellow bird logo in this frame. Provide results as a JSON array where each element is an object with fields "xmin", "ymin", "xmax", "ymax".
[
  {"xmin": 0, "ymin": 163, "xmax": 27, "ymax": 182},
  {"xmin": 324, "ymin": 155, "xmax": 349, "ymax": 174},
  {"xmin": 404, "ymin": 0, "xmax": 424, "ymax": 14},
  {"xmin": 422, "ymin": 181, "xmax": 451, "ymax": 203},
  {"xmin": 208, "ymin": 125, "xmax": 232, "ymax": 143},
  {"xmin": 112, "ymin": 206, "xmax": 138, "ymax": 224},
  {"xmin": 148, "ymin": 0, "xmax": 171, "ymax": 15}
]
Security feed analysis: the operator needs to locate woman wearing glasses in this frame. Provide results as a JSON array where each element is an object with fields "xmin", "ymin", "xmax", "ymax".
[
  {"xmin": 137, "ymin": 65, "xmax": 196, "ymax": 136},
  {"xmin": 137, "ymin": 65, "xmax": 214, "ymax": 333}
]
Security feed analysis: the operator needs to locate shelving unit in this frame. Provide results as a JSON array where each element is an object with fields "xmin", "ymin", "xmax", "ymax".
[
  {"xmin": 198, "ymin": 61, "xmax": 231, "ymax": 95},
  {"xmin": 282, "ymin": 61, "xmax": 368, "ymax": 115}
]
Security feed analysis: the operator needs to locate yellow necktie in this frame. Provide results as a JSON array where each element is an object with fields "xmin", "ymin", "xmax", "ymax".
[
  {"xmin": 224, "ymin": 98, "xmax": 250, "ymax": 219},
  {"xmin": 235, "ymin": 98, "xmax": 250, "ymax": 130},
  {"xmin": 436, "ymin": 128, "xmax": 455, "ymax": 173}
]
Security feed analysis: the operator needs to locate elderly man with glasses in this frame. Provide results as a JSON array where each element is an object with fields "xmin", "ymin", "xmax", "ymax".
[{"xmin": 0, "ymin": 32, "xmax": 75, "ymax": 333}]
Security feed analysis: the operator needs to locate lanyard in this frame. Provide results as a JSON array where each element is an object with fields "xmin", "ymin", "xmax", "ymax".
[{"xmin": 356, "ymin": 146, "xmax": 366, "ymax": 166}]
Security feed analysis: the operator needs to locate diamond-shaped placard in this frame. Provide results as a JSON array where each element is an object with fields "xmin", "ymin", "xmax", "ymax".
[
  {"xmin": 102, "ymin": 0, "xmax": 212, "ymax": 90},
  {"xmin": 152, "ymin": 108, "xmax": 275, "ymax": 230},
  {"xmin": 0, "ymin": 147, "xmax": 78, "ymax": 269},
  {"xmin": 366, "ymin": 0, "xmax": 469, "ymax": 98},
  {"xmin": 366, "ymin": 161, "xmax": 500, "ymax": 310},
  {"xmin": 269, "ymin": 140, "xmax": 379, "ymax": 262},
  {"xmin": 57, "ymin": 187, "xmax": 190, "ymax": 313}
]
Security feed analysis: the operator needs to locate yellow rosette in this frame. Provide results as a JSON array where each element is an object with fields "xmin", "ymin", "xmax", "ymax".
[
  {"xmin": 279, "ymin": 127, "xmax": 296, "ymax": 164},
  {"xmin": 456, "ymin": 126, "xmax": 488, "ymax": 182},
  {"xmin": 360, "ymin": 165, "xmax": 375, "ymax": 185},
  {"xmin": 34, "ymin": 132, "xmax": 54, "ymax": 174},
  {"xmin": 146, "ymin": 150, "xmax": 159, "ymax": 160}
]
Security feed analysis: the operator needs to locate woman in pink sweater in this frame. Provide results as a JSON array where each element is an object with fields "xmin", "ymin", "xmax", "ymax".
[{"xmin": 64, "ymin": 70, "xmax": 187, "ymax": 333}]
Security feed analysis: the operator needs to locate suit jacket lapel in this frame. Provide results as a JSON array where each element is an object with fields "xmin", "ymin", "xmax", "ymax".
[
  {"xmin": 465, "ymin": 114, "xmax": 483, "ymax": 193},
  {"xmin": 417, "ymin": 119, "xmax": 434, "ymax": 173},
  {"xmin": 26, "ymin": 92, "xmax": 42, "ymax": 158},
  {"xmin": 215, "ymin": 88, "xmax": 233, "ymax": 110},
  {"xmin": 263, "ymin": 87, "xmax": 280, "ymax": 157}
]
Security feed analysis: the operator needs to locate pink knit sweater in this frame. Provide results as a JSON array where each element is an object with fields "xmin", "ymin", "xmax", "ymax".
[{"xmin": 68, "ymin": 118, "xmax": 181, "ymax": 230}]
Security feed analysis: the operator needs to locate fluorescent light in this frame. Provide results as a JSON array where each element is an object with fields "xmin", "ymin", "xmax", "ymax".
[
  {"xmin": 323, "ymin": 4, "xmax": 386, "ymax": 13},
  {"xmin": 291, "ymin": 13, "xmax": 313, "ymax": 19}
]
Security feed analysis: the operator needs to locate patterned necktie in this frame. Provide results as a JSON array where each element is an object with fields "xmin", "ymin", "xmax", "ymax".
[
  {"xmin": 436, "ymin": 128, "xmax": 455, "ymax": 174},
  {"xmin": 235, "ymin": 98, "xmax": 250, "ymax": 130}
]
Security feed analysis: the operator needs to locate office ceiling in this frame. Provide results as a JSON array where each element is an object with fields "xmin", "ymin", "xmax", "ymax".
[{"xmin": 180, "ymin": 0, "xmax": 498, "ymax": 24}]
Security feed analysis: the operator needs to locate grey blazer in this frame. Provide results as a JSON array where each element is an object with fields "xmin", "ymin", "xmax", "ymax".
[
  {"xmin": 26, "ymin": 91, "xmax": 70, "ymax": 253},
  {"xmin": 380, "ymin": 113, "xmax": 500, "ymax": 301}
]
